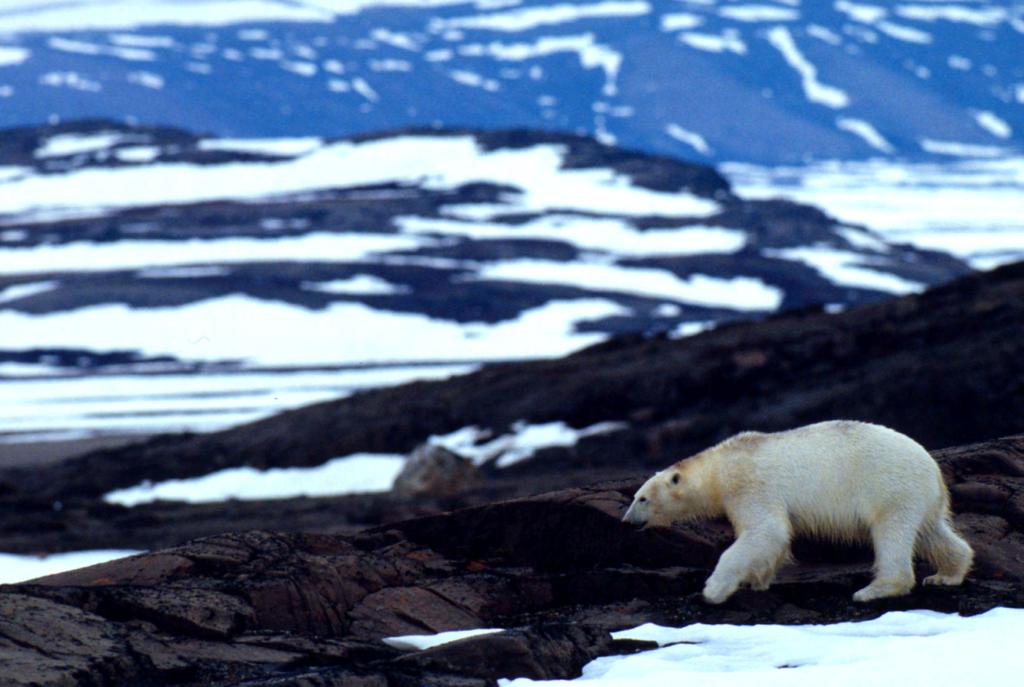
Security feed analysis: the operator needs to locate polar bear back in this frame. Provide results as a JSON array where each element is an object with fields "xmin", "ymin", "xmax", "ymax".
[{"xmin": 716, "ymin": 421, "xmax": 944, "ymax": 536}]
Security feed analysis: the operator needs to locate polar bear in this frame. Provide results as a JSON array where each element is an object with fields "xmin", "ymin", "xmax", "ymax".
[{"xmin": 622, "ymin": 420, "xmax": 973, "ymax": 604}]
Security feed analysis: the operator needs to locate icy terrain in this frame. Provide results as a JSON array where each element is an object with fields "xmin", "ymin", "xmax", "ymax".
[
  {"xmin": 0, "ymin": 0, "xmax": 1021, "ymax": 163},
  {"xmin": 502, "ymin": 608, "xmax": 1024, "ymax": 687},
  {"xmin": 0, "ymin": 125, "xmax": 969, "ymax": 442}
]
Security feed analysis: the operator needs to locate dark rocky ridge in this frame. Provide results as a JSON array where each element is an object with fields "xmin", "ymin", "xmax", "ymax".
[{"xmin": 2, "ymin": 434, "xmax": 1023, "ymax": 687}]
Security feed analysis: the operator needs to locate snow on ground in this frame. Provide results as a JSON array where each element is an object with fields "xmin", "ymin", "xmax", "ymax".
[
  {"xmin": 301, "ymin": 274, "xmax": 411, "ymax": 295},
  {"xmin": 766, "ymin": 26, "xmax": 850, "ymax": 109},
  {"xmin": 428, "ymin": 420, "xmax": 627, "ymax": 467},
  {"xmin": 678, "ymin": 30, "xmax": 747, "ymax": 55},
  {"xmin": 503, "ymin": 607, "xmax": 1024, "ymax": 687},
  {"xmin": 384, "ymin": 628, "xmax": 504, "ymax": 651},
  {"xmin": 0, "ymin": 45, "xmax": 31, "ymax": 66},
  {"xmin": 0, "ymin": 296, "xmax": 625, "ymax": 367},
  {"xmin": 0, "ymin": 550, "xmax": 141, "ymax": 585},
  {"xmin": 1, "ymin": 136, "xmax": 720, "ymax": 222},
  {"xmin": 430, "ymin": 2, "xmax": 651, "ymax": 33},
  {"xmin": 472, "ymin": 261, "xmax": 783, "ymax": 311},
  {"xmin": 665, "ymin": 124, "xmax": 712, "ymax": 156},
  {"xmin": 765, "ymin": 247, "xmax": 925, "ymax": 294},
  {"xmin": 398, "ymin": 215, "xmax": 746, "ymax": 257},
  {"xmin": 97, "ymin": 420, "xmax": 629, "ymax": 506},
  {"xmin": 34, "ymin": 131, "xmax": 127, "ymax": 158},
  {"xmin": 724, "ymin": 157, "xmax": 1024, "ymax": 270},
  {"xmin": 0, "ymin": 279, "xmax": 58, "ymax": 303},
  {"xmin": 103, "ymin": 452, "xmax": 406, "ymax": 506},
  {"xmin": 197, "ymin": 137, "xmax": 323, "ymax": 157},
  {"xmin": 0, "ymin": 233, "xmax": 431, "ymax": 274},
  {"xmin": 835, "ymin": 117, "xmax": 893, "ymax": 154},
  {"xmin": 0, "ymin": 365, "xmax": 471, "ymax": 439},
  {"xmin": 0, "ymin": 1, "xmax": 332, "ymax": 33}
]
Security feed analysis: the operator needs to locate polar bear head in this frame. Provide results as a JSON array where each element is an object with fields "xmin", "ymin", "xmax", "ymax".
[{"xmin": 622, "ymin": 467, "xmax": 692, "ymax": 528}]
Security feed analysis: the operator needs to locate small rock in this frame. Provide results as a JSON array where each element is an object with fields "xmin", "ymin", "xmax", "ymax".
[{"xmin": 392, "ymin": 444, "xmax": 479, "ymax": 498}]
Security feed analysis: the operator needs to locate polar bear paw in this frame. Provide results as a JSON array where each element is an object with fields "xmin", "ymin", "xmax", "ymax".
[
  {"xmin": 702, "ymin": 577, "xmax": 739, "ymax": 604},
  {"xmin": 923, "ymin": 573, "xmax": 964, "ymax": 587}
]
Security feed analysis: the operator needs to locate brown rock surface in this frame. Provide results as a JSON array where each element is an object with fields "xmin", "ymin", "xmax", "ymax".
[{"xmin": 1, "ymin": 435, "xmax": 1022, "ymax": 686}]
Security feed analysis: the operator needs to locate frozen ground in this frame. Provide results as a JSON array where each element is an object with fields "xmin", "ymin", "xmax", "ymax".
[
  {"xmin": 726, "ymin": 157, "xmax": 1024, "ymax": 270},
  {"xmin": 500, "ymin": 608, "xmax": 1024, "ymax": 687}
]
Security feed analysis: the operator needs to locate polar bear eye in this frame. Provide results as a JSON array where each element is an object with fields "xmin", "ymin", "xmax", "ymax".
[
  {"xmin": 638, "ymin": 497, "xmax": 648, "ymax": 503},
  {"xmin": 671, "ymin": 473, "xmax": 680, "ymax": 485}
]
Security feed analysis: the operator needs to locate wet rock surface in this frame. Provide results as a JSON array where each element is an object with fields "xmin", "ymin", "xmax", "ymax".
[{"xmin": 2, "ymin": 434, "xmax": 1023, "ymax": 686}]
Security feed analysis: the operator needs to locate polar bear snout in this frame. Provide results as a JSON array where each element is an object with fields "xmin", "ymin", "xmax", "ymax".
[{"xmin": 622, "ymin": 496, "xmax": 650, "ymax": 526}]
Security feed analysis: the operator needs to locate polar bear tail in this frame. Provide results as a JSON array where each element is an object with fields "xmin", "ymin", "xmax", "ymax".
[{"xmin": 916, "ymin": 495, "xmax": 974, "ymax": 587}]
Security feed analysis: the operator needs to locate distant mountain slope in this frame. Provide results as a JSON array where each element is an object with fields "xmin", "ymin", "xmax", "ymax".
[{"xmin": 0, "ymin": 0, "xmax": 1021, "ymax": 163}]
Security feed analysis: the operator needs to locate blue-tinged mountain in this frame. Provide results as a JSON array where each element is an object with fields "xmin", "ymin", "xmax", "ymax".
[{"xmin": 0, "ymin": 0, "xmax": 1021, "ymax": 163}]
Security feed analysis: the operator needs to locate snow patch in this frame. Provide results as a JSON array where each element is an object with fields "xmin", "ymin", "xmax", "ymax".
[
  {"xmin": 471, "ymin": 260, "xmax": 783, "ymax": 310},
  {"xmin": 459, "ymin": 34, "xmax": 622, "ymax": 97},
  {"xmin": 0, "ymin": 550, "xmax": 142, "ymax": 585},
  {"xmin": 127, "ymin": 70, "xmax": 165, "ymax": 89},
  {"xmin": 48, "ymin": 36, "xmax": 155, "ymax": 61},
  {"xmin": 660, "ymin": 13, "xmax": 703, "ymax": 31},
  {"xmin": 0, "ymin": 45, "xmax": 31, "ymax": 66},
  {"xmin": 384, "ymin": 629, "xmax": 504, "ymax": 651},
  {"xmin": 103, "ymin": 453, "xmax": 408, "ymax": 506},
  {"xmin": 665, "ymin": 124, "xmax": 712, "ymax": 155},
  {"xmin": 920, "ymin": 139, "xmax": 1007, "ymax": 157},
  {"xmin": 0, "ymin": 233, "xmax": 428, "ymax": 275},
  {"xmin": 39, "ymin": 71, "xmax": 101, "ymax": 92},
  {"xmin": 0, "ymin": 295, "xmax": 628, "ymax": 366},
  {"xmin": 35, "ymin": 132, "xmax": 126, "ymax": 158},
  {"xmin": 431, "ymin": 1, "xmax": 651, "ymax": 33},
  {"xmin": 719, "ymin": 5, "xmax": 799, "ymax": 22},
  {"xmin": 678, "ymin": 30, "xmax": 747, "ymax": 55},
  {"xmin": 302, "ymin": 274, "xmax": 411, "ymax": 295},
  {"xmin": 503, "ymin": 608, "xmax": 1024, "ymax": 687},
  {"xmin": 876, "ymin": 21, "xmax": 932, "ymax": 44},
  {"xmin": 765, "ymin": 246, "xmax": 925, "ymax": 294},
  {"xmin": 0, "ymin": 280, "xmax": 58, "ymax": 304},
  {"xmin": 398, "ymin": 214, "xmax": 745, "ymax": 256},
  {"xmin": 197, "ymin": 137, "xmax": 323, "ymax": 157},
  {"xmin": 428, "ymin": 420, "xmax": 627, "ymax": 467},
  {"xmin": 894, "ymin": 4, "xmax": 1008, "ymax": 27},
  {"xmin": 836, "ymin": 117, "xmax": 894, "ymax": 153},
  {"xmin": 973, "ymin": 111, "xmax": 1012, "ymax": 140}
]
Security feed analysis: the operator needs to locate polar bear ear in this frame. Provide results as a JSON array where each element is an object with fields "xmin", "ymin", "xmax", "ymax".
[{"xmin": 671, "ymin": 473, "xmax": 680, "ymax": 485}]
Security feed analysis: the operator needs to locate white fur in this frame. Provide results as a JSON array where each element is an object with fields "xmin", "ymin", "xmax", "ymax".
[{"xmin": 622, "ymin": 420, "xmax": 974, "ymax": 604}]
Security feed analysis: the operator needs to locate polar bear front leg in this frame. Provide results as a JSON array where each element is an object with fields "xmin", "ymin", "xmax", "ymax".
[{"xmin": 703, "ymin": 518, "xmax": 791, "ymax": 604}]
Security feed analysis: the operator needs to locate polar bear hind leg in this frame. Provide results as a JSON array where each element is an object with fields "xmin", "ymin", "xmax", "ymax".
[
  {"xmin": 919, "ymin": 516, "xmax": 973, "ymax": 586},
  {"xmin": 853, "ymin": 510, "xmax": 921, "ymax": 602}
]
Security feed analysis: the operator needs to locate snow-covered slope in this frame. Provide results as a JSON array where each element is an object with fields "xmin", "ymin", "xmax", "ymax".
[
  {"xmin": 0, "ymin": 0, "xmax": 1021, "ymax": 163},
  {"xmin": 0, "ymin": 122, "xmax": 968, "ymax": 440}
]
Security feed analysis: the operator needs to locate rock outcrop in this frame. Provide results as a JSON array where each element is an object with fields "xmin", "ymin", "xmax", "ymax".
[
  {"xmin": 2, "ymin": 435, "xmax": 1023, "ymax": 686},
  {"xmin": 391, "ymin": 444, "xmax": 480, "ymax": 498}
]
